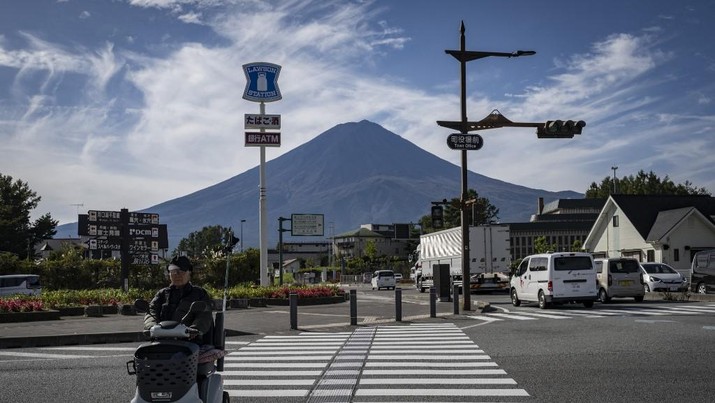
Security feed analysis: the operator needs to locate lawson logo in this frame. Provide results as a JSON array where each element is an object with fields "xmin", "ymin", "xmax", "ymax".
[{"xmin": 242, "ymin": 62, "xmax": 282, "ymax": 102}]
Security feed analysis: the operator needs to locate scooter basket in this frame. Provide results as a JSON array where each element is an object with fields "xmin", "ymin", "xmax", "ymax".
[{"xmin": 133, "ymin": 341, "xmax": 199, "ymax": 402}]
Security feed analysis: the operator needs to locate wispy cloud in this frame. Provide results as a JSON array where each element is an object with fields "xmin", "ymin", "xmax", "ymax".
[{"xmin": 0, "ymin": 0, "xmax": 713, "ymax": 225}]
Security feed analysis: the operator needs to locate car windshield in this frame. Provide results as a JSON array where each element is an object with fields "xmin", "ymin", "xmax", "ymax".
[
  {"xmin": 554, "ymin": 256, "xmax": 593, "ymax": 271},
  {"xmin": 643, "ymin": 264, "xmax": 676, "ymax": 274},
  {"xmin": 610, "ymin": 260, "xmax": 640, "ymax": 273}
]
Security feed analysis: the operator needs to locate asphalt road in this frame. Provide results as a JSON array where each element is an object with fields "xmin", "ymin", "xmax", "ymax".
[{"xmin": 0, "ymin": 287, "xmax": 713, "ymax": 402}]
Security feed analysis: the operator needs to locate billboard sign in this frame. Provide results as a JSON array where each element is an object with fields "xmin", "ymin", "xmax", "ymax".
[
  {"xmin": 245, "ymin": 132, "xmax": 281, "ymax": 147},
  {"xmin": 245, "ymin": 114, "xmax": 281, "ymax": 130}
]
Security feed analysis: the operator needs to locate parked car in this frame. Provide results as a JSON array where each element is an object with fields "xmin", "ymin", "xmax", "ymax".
[
  {"xmin": 640, "ymin": 262, "xmax": 687, "ymax": 292},
  {"xmin": 510, "ymin": 252, "xmax": 598, "ymax": 309},
  {"xmin": 394, "ymin": 273, "xmax": 403, "ymax": 282},
  {"xmin": 691, "ymin": 249, "xmax": 715, "ymax": 294},
  {"xmin": 371, "ymin": 270, "xmax": 396, "ymax": 290},
  {"xmin": 594, "ymin": 258, "xmax": 645, "ymax": 302}
]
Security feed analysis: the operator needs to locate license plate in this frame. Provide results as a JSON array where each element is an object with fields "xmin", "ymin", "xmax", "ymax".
[
  {"xmin": 618, "ymin": 280, "xmax": 633, "ymax": 286},
  {"xmin": 571, "ymin": 284, "xmax": 581, "ymax": 289}
]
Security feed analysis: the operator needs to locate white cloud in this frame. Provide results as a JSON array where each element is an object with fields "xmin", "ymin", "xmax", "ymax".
[{"xmin": 1, "ymin": 0, "xmax": 714, "ymax": 226}]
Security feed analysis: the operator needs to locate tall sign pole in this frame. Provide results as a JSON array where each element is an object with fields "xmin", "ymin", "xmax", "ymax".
[{"xmin": 243, "ymin": 62, "xmax": 282, "ymax": 287}]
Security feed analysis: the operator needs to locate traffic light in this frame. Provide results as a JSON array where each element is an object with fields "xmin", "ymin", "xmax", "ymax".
[
  {"xmin": 537, "ymin": 120, "xmax": 586, "ymax": 138},
  {"xmin": 431, "ymin": 205, "xmax": 444, "ymax": 229},
  {"xmin": 223, "ymin": 228, "xmax": 240, "ymax": 253}
]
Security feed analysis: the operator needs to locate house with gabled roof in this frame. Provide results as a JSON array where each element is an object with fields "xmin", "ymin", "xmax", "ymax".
[{"xmin": 583, "ymin": 194, "xmax": 715, "ymax": 274}]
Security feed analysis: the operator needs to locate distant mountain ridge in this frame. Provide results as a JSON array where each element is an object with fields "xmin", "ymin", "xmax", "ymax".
[{"xmin": 58, "ymin": 120, "xmax": 581, "ymax": 249}]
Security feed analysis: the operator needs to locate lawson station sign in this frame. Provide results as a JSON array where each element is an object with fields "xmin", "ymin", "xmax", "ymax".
[{"xmin": 242, "ymin": 62, "xmax": 282, "ymax": 103}]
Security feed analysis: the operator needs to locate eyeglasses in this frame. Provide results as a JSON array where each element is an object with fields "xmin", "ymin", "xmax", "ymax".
[{"xmin": 168, "ymin": 270, "xmax": 188, "ymax": 275}]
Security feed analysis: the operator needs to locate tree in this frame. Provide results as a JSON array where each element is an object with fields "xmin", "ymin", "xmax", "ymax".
[
  {"xmin": 0, "ymin": 174, "xmax": 57, "ymax": 259},
  {"xmin": 173, "ymin": 225, "xmax": 229, "ymax": 258},
  {"xmin": 419, "ymin": 189, "xmax": 499, "ymax": 233},
  {"xmin": 534, "ymin": 236, "xmax": 557, "ymax": 254},
  {"xmin": 585, "ymin": 170, "xmax": 711, "ymax": 198}
]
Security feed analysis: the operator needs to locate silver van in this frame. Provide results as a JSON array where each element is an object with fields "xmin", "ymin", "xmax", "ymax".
[
  {"xmin": 0, "ymin": 274, "xmax": 42, "ymax": 297},
  {"xmin": 371, "ymin": 270, "xmax": 396, "ymax": 290},
  {"xmin": 594, "ymin": 258, "xmax": 644, "ymax": 302}
]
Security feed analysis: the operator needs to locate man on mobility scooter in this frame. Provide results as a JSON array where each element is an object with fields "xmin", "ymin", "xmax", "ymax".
[{"xmin": 128, "ymin": 256, "xmax": 229, "ymax": 402}]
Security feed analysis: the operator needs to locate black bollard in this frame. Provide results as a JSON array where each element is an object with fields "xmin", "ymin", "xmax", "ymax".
[
  {"xmin": 289, "ymin": 292, "xmax": 298, "ymax": 330},
  {"xmin": 395, "ymin": 287, "xmax": 402, "ymax": 322},
  {"xmin": 453, "ymin": 284, "xmax": 460, "ymax": 314},
  {"xmin": 350, "ymin": 289, "xmax": 357, "ymax": 325},
  {"xmin": 429, "ymin": 286, "xmax": 436, "ymax": 318}
]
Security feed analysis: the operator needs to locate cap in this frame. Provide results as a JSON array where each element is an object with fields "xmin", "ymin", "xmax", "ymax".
[{"xmin": 168, "ymin": 256, "xmax": 193, "ymax": 272}]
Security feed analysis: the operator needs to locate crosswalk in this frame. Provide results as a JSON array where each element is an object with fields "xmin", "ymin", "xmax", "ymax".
[
  {"xmin": 224, "ymin": 323, "xmax": 529, "ymax": 402},
  {"xmin": 469, "ymin": 303, "xmax": 715, "ymax": 323}
]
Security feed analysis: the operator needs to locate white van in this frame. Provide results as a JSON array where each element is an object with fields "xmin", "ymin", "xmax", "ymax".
[
  {"xmin": 510, "ymin": 252, "xmax": 598, "ymax": 309},
  {"xmin": 0, "ymin": 274, "xmax": 42, "ymax": 297},
  {"xmin": 371, "ymin": 270, "xmax": 396, "ymax": 290},
  {"xmin": 594, "ymin": 258, "xmax": 645, "ymax": 302}
]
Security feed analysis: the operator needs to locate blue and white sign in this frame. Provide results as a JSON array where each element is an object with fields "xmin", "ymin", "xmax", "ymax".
[{"xmin": 242, "ymin": 62, "xmax": 282, "ymax": 103}]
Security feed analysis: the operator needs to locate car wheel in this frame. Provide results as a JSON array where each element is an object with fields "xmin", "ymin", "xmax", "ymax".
[
  {"xmin": 538, "ymin": 290, "xmax": 549, "ymax": 309},
  {"xmin": 511, "ymin": 289, "xmax": 521, "ymax": 307},
  {"xmin": 634, "ymin": 295, "xmax": 644, "ymax": 302},
  {"xmin": 583, "ymin": 300, "xmax": 594, "ymax": 308},
  {"xmin": 697, "ymin": 283, "xmax": 707, "ymax": 294},
  {"xmin": 223, "ymin": 391, "xmax": 230, "ymax": 403},
  {"xmin": 598, "ymin": 288, "xmax": 610, "ymax": 303}
]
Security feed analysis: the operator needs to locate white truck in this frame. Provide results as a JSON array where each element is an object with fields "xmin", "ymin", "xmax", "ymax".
[{"xmin": 412, "ymin": 225, "xmax": 511, "ymax": 293}]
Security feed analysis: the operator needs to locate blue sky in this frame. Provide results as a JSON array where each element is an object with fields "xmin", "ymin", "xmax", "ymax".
[{"xmin": 1, "ymin": 0, "xmax": 713, "ymax": 225}]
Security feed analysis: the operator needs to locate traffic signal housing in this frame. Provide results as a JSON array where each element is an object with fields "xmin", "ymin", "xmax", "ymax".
[
  {"xmin": 537, "ymin": 120, "xmax": 586, "ymax": 138},
  {"xmin": 431, "ymin": 205, "xmax": 444, "ymax": 229}
]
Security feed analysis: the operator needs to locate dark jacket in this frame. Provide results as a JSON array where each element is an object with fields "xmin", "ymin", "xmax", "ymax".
[{"xmin": 143, "ymin": 283, "xmax": 213, "ymax": 341}]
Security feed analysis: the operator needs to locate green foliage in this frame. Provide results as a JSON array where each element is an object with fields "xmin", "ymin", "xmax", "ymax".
[
  {"xmin": 534, "ymin": 236, "xmax": 557, "ymax": 254},
  {"xmin": 419, "ymin": 189, "xmax": 499, "ymax": 233},
  {"xmin": 585, "ymin": 170, "xmax": 711, "ymax": 198},
  {"xmin": 174, "ymin": 225, "xmax": 231, "ymax": 259},
  {"xmin": 0, "ymin": 174, "xmax": 58, "ymax": 259}
]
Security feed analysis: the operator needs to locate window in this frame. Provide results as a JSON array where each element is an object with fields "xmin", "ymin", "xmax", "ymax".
[
  {"xmin": 647, "ymin": 250, "xmax": 654, "ymax": 261},
  {"xmin": 554, "ymin": 256, "xmax": 593, "ymax": 271},
  {"xmin": 674, "ymin": 248, "xmax": 680, "ymax": 262},
  {"xmin": 612, "ymin": 215, "xmax": 619, "ymax": 227}
]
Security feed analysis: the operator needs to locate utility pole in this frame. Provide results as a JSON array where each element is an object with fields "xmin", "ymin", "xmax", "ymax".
[{"xmin": 611, "ymin": 166, "xmax": 618, "ymax": 194}]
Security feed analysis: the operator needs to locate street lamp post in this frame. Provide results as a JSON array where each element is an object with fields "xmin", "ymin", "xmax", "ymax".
[
  {"xmin": 240, "ymin": 219, "xmax": 246, "ymax": 252},
  {"xmin": 438, "ymin": 22, "xmax": 535, "ymax": 311},
  {"xmin": 611, "ymin": 166, "xmax": 618, "ymax": 194}
]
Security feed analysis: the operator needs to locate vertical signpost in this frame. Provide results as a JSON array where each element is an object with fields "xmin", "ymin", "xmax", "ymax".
[{"xmin": 243, "ymin": 62, "xmax": 282, "ymax": 287}]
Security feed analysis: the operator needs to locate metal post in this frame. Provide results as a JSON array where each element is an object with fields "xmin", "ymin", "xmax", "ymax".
[
  {"xmin": 289, "ymin": 292, "xmax": 298, "ymax": 330},
  {"xmin": 349, "ymin": 289, "xmax": 357, "ymax": 325},
  {"xmin": 429, "ymin": 286, "xmax": 436, "ymax": 318},
  {"xmin": 259, "ymin": 102, "xmax": 269, "ymax": 286},
  {"xmin": 453, "ymin": 284, "xmax": 460, "ymax": 314},
  {"xmin": 395, "ymin": 287, "xmax": 402, "ymax": 322},
  {"xmin": 240, "ymin": 219, "xmax": 245, "ymax": 253},
  {"xmin": 457, "ymin": 25, "xmax": 472, "ymax": 312},
  {"xmin": 120, "ymin": 208, "xmax": 130, "ymax": 292}
]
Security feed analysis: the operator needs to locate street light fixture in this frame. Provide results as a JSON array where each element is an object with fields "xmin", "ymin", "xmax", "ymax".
[{"xmin": 438, "ymin": 22, "xmax": 585, "ymax": 311}]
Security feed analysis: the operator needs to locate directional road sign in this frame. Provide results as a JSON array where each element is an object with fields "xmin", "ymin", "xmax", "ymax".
[{"xmin": 291, "ymin": 214, "xmax": 324, "ymax": 236}]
